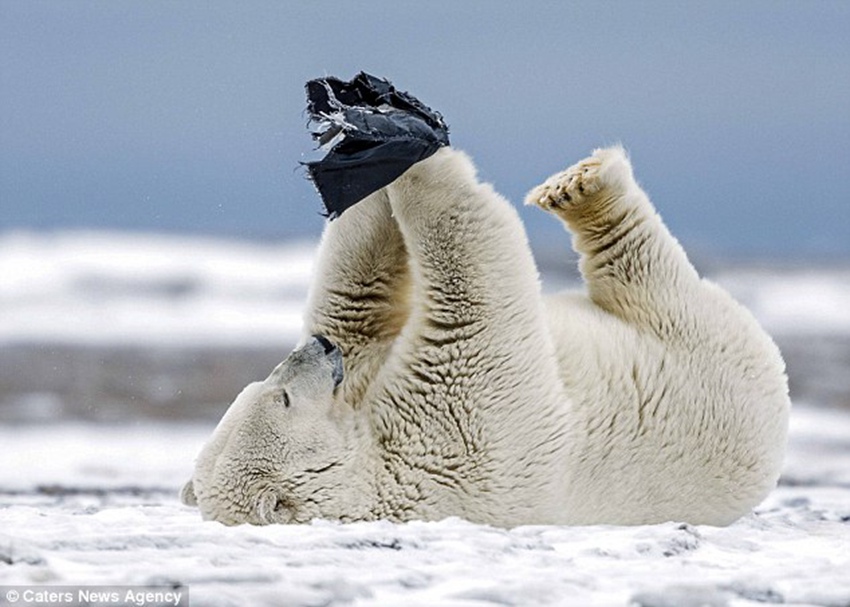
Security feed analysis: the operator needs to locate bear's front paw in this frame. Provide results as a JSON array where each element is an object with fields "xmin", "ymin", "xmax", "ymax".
[{"xmin": 524, "ymin": 146, "xmax": 633, "ymax": 215}]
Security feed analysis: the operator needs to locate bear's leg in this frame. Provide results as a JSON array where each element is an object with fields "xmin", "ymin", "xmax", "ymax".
[
  {"xmin": 305, "ymin": 189, "xmax": 411, "ymax": 405},
  {"xmin": 380, "ymin": 146, "xmax": 565, "ymax": 428},
  {"xmin": 525, "ymin": 146, "xmax": 701, "ymax": 332},
  {"xmin": 384, "ymin": 147, "xmax": 548, "ymax": 350},
  {"xmin": 365, "ymin": 147, "xmax": 571, "ymax": 523}
]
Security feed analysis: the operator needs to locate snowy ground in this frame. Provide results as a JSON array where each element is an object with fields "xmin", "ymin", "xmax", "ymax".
[
  {"xmin": 0, "ymin": 231, "xmax": 315, "ymax": 347},
  {"xmin": 1, "ymin": 406, "xmax": 849, "ymax": 607},
  {"xmin": 2, "ymin": 232, "xmax": 850, "ymax": 606}
]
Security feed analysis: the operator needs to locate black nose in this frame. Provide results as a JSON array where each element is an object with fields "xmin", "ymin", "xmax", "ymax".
[
  {"xmin": 312, "ymin": 335, "xmax": 344, "ymax": 387},
  {"xmin": 312, "ymin": 334, "xmax": 338, "ymax": 355}
]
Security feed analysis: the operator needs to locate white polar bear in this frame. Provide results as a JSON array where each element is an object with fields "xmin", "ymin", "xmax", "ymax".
[{"xmin": 182, "ymin": 146, "xmax": 790, "ymax": 527}]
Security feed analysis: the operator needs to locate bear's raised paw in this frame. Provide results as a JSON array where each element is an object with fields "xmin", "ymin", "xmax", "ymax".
[{"xmin": 524, "ymin": 146, "xmax": 634, "ymax": 216}]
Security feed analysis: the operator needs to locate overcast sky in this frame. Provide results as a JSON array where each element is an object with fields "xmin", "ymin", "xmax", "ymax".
[{"xmin": 1, "ymin": 1, "xmax": 848, "ymax": 259}]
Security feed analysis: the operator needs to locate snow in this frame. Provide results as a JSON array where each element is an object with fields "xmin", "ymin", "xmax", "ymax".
[
  {"xmin": 1, "ymin": 406, "xmax": 849, "ymax": 607},
  {"xmin": 0, "ymin": 231, "xmax": 315, "ymax": 347},
  {"xmin": 710, "ymin": 266, "xmax": 850, "ymax": 337},
  {"xmin": 1, "ymin": 231, "xmax": 849, "ymax": 606}
]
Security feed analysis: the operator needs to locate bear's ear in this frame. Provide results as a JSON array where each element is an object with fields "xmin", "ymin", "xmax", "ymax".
[{"xmin": 180, "ymin": 480, "xmax": 197, "ymax": 506}]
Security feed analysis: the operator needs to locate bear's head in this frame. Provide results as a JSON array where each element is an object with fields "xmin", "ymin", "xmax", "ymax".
[{"xmin": 181, "ymin": 335, "xmax": 370, "ymax": 525}]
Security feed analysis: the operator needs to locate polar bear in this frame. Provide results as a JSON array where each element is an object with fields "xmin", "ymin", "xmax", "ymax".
[{"xmin": 181, "ymin": 145, "xmax": 790, "ymax": 527}]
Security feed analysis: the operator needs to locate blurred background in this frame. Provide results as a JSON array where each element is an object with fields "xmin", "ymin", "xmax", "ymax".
[{"xmin": 1, "ymin": 0, "xmax": 849, "ymax": 424}]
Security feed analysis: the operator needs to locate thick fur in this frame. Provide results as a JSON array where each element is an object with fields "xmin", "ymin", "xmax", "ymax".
[{"xmin": 183, "ymin": 146, "xmax": 790, "ymax": 527}]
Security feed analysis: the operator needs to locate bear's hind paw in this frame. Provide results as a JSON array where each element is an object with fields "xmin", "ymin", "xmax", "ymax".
[{"xmin": 524, "ymin": 146, "xmax": 632, "ymax": 216}]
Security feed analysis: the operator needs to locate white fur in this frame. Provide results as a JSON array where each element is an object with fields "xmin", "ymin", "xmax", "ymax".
[{"xmin": 183, "ymin": 146, "xmax": 790, "ymax": 527}]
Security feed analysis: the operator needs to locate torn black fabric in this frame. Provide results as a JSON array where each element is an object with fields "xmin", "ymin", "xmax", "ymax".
[{"xmin": 304, "ymin": 72, "xmax": 450, "ymax": 219}]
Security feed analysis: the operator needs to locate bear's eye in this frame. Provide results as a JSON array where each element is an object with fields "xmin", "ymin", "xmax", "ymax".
[{"xmin": 275, "ymin": 390, "xmax": 290, "ymax": 407}]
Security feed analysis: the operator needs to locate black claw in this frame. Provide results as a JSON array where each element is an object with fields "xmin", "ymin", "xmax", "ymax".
[{"xmin": 303, "ymin": 72, "xmax": 450, "ymax": 220}]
